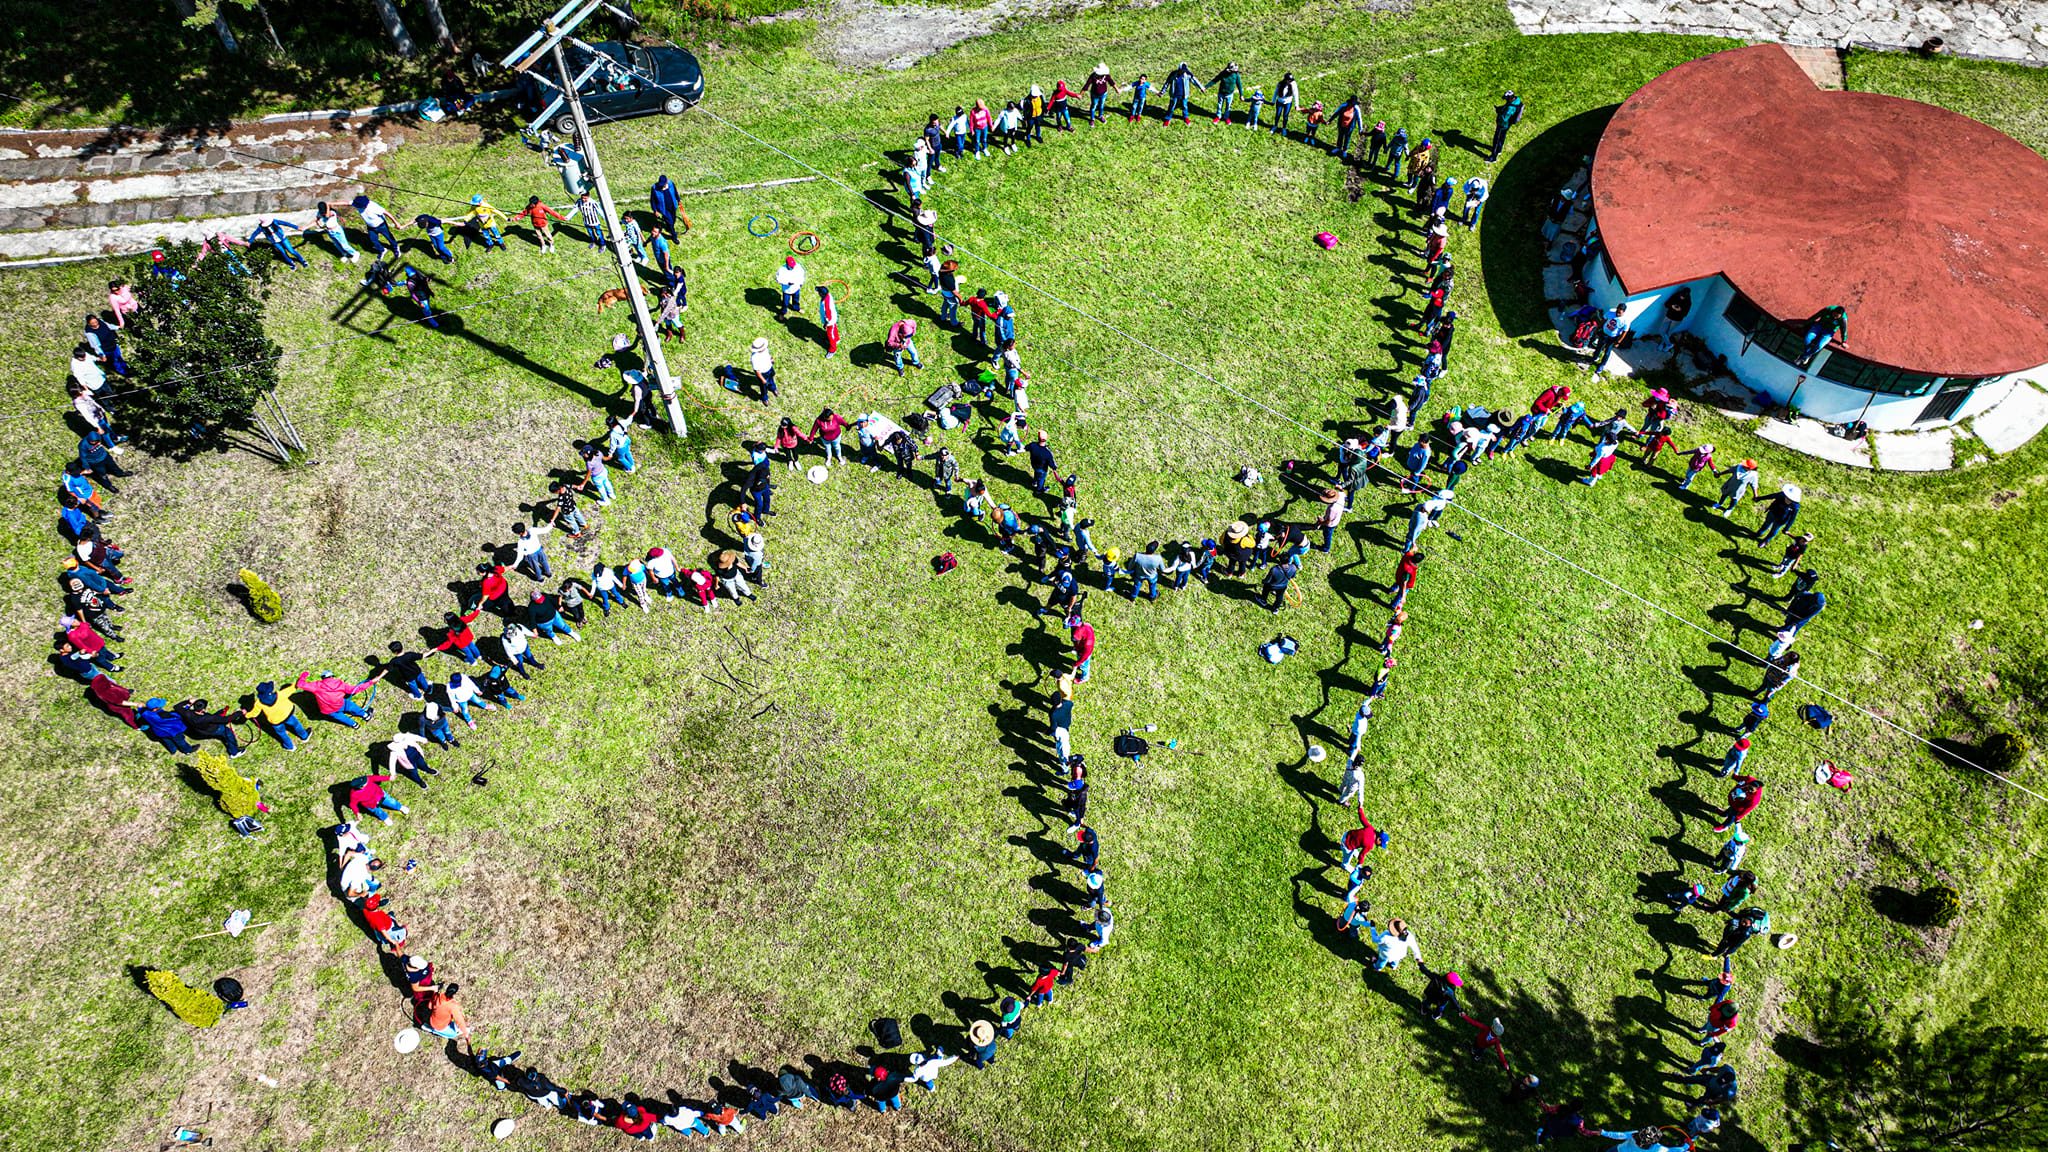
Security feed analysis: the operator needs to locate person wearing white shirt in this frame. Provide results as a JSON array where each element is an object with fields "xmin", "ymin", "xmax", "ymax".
[
  {"xmin": 444, "ymin": 672, "xmax": 493, "ymax": 728},
  {"xmin": 499, "ymin": 623, "xmax": 543, "ymax": 677},
  {"xmin": 590, "ymin": 562, "xmax": 626, "ymax": 615},
  {"xmin": 337, "ymin": 843, "xmax": 381, "ymax": 900},
  {"xmin": 644, "ymin": 547, "xmax": 679, "ymax": 597},
  {"xmin": 774, "ymin": 256, "xmax": 806, "ymax": 318},
  {"xmin": 1368, "ymin": 917, "xmax": 1422, "ymax": 970},
  {"xmin": 512, "ymin": 521, "xmax": 552, "ymax": 580},
  {"xmin": 70, "ymin": 346, "xmax": 107, "ymax": 395},
  {"xmin": 350, "ymin": 194, "xmax": 398, "ymax": 256},
  {"xmin": 908, "ymin": 1049, "xmax": 960, "ymax": 1091},
  {"xmin": 385, "ymin": 730, "xmax": 437, "ymax": 788},
  {"xmin": 749, "ymin": 337, "xmax": 778, "ymax": 404}
]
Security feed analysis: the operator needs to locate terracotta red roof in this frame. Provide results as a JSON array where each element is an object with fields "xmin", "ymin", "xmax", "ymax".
[{"xmin": 1590, "ymin": 45, "xmax": 2048, "ymax": 378}]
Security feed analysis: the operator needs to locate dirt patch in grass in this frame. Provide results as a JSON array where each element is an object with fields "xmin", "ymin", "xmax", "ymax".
[{"xmin": 817, "ymin": 0, "xmax": 1098, "ymax": 69}]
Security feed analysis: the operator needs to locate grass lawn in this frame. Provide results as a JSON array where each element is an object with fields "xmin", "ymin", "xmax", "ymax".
[{"xmin": 2, "ymin": 5, "xmax": 2046, "ymax": 1150}]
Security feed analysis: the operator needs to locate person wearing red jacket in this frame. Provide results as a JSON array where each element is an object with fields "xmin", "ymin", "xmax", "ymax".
[
  {"xmin": 1391, "ymin": 550, "xmax": 1425, "ymax": 610},
  {"xmin": 477, "ymin": 564, "xmax": 511, "ymax": 613},
  {"xmin": 87, "ymin": 671, "xmax": 139, "ymax": 727},
  {"xmin": 345, "ymin": 774, "xmax": 407, "ymax": 822},
  {"xmin": 361, "ymin": 893, "xmax": 408, "ymax": 953},
  {"xmin": 1342, "ymin": 805, "xmax": 1383, "ymax": 870},
  {"xmin": 1712, "ymin": 775, "xmax": 1764, "ymax": 832},
  {"xmin": 1072, "ymin": 620, "xmax": 1096, "ymax": 683},
  {"xmin": 1460, "ymin": 1014, "xmax": 1510, "ymax": 1071},
  {"xmin": 1699, "ymin": 998, "xmax": 1740, "ymax": 1043},
  {"xmin": 611, "ymin": 1099, "xmax": 659, "ymax": 1141},
  {"xmin": 63, "ymin": 614, "xmax": 121, "ymax": 671},
  {"xmin": 433, "ymin": 608, "xmax": 483, "ymax": 663},
  {"xmin": 1027, "ymin": 965, "xmax": 1061, "ymax": 1006},
  {"xmin": 296, "ymin": 668, "xmax": 383, "ymax": 728}
]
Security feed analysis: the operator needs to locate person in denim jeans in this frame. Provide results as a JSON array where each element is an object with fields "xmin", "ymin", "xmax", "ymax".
[
  {"xmin": 527, "ymin": 591, "xmax": 581, "ymax": 643},
  {"xmin": 1126, "ymin": 74, "xmax": 1151, "ymax": 122},
  {"xmin": 937, "ymin": 259, "xmax": 960, "ymax": 325},
  {"xmin": 969, "ymin": 99, "xmax": 993, "ymax": 156},
  {"xmin": 1085, "ymin": 64, "xmax": 1115, "ymax": 123},
  {"xmin": 1271, "ymin": 72, "xmax": 1299, "ymax": 135},
  {"xmin": 885, "ymin": 318, "xmax": 923, "ymax": 375},
  {"xmin": 1127, "ymin": 541, "xmax": 1165, "ymax": 599},
  {"xmin": 1164, "ymin": 61, "xmax": 1203, "ymax": 122}
]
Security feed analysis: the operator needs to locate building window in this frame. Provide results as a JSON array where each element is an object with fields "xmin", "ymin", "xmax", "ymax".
[
  {"xmin": 1723, "ymin": 292, "xmax": 1949, "ymax": 397},
  {"xmin": 1814, "ymin": 354, "xmax": 1944, "ymax": 397},
  {"xmin": 1722, "ymin": 294, "xmax": 1806, "ymax": 363}
]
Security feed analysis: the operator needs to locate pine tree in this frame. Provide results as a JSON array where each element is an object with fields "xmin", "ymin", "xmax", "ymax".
[
  {"xmin": 1788, "ymin": 992, "xmax": 2048, "ymax": 1150},
  {"xmin": 194, "ymin": 748, "xmax": 261, "ymax": 818},
  {"xmin": 238, "ymin": 568, "xmax": 283, "ymax": 624},
  {"xmin": 144, "ymin": 969, "xmax": 226, "ymax": 1028},
  {"xmin": 125, "ymin": 242, "xmax": 280, "ymax": 449}
]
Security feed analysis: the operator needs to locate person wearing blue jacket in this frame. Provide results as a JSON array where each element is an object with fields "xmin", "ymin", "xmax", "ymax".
[
  {"xmin": 138, "ymin": 698, "xmax": 198, "ymax": 753},
  {"xmin": 82, "ymin": 315, "xmax": 128, "ymax": 376},
  {"xmin": 1163, "ymin": 62, "xmax": 1205, "ymax": 123},
  {"xmin": 248, "ymin": 217, "xmax": 308, "ymax": 268},
  {"xmin": 650, "ymin": 174, "xmax": 680, "ymax": 235},
  {"xmin": 1387, "ymin": 127, "xmax": 1410, "ymax": 182}
]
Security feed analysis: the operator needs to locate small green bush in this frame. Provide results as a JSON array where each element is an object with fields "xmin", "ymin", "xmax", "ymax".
[
  {"xmin": 1982, "ymin": 728, "xmax": 2030, "ymax": 774},
  {"xmin": 194, "ymin": 748, "xmax": 261, "ymax": 819},
  {"xmin": 1920, "ymin": 884, "xmax": 1962, "ymax": 927},
  {"xmin": 144, "ymin": 969, "xmax": 225, "ymax": 1028},
  {"xmin": 238, "ymin": 567, "xmax": 283, "ymax": 624}
]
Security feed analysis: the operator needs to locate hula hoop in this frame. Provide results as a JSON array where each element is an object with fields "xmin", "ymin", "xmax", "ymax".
[
  {"xmin": 789, "ymin": 230, "xmax": 822, "ymax": 255},
  {"xmin": 822, "ymin": 278, "xmax": 851, "ymax": 302},
  {"xmin": 747, "ymin": 214, "xmax": 779, "ymax": 237},
  {"xmin": 1285, "ymin": 585, "xmax": 1305, "ymax": 608}
]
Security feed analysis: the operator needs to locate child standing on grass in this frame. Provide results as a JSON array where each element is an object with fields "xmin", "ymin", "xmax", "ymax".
[
  {"xmin": 404, "ymin": 266, "xmax": 439, "ymax": 329},
  {"xmin": 1304, "ymin": 101, "xmax": 1327, "ymax": 145},
  {"xmin": 1246, "ymin": 87, "xmax": 1265, "ymax": 130},
  {"xmin": 1127, "ymin": 74, "xmax": 1152, "ymax": 122},
  {"xmin": 516, "ymin": 195, "xmax": 565, "ymax": 252},
  {"xmin": 413, "ymin": 214, "xmax": 456, "ymax": 264}
]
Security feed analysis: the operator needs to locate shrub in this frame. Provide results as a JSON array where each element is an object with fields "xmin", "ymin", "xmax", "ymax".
[
  {"xmin": 1982, "ymin": 728, "xmax": 2030, "ymax": 774},
  {"xmin": 1920, "ymin": 883, "xmax": 1962, "ymax": 927},
  {"xmin": 238, "ymin": 567, "xmax": 283, "ymax": 624},
  {"xmin": 194, "ymin": 748, "xmax": 261, "ymax": 818},
  {"xmin": 144, "ymin": 969, "xmax": 226, "ymax": 1028}
]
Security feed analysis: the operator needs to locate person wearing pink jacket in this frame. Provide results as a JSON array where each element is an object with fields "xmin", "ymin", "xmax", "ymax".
[
  {"xmin": 885, "ymin": 318, "xmax": 923, "ymax": 376},
  {"xmin": 344, "ymin": 773, "xmax": 407, "ymax": 821},
  {"xmin": 295, "ymin": 667, "xmax": 384, "ymax": 728}
]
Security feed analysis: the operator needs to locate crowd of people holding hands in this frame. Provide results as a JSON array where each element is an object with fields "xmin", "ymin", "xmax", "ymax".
[{"xmin": 44, "ymin": 39, "xmax": 1848, "ymax": 1146}]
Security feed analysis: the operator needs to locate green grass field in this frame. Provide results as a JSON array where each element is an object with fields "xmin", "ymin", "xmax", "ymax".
[{"xmin": 3, "ymin": 4, "xmax": 2046, "ymax": 1150}]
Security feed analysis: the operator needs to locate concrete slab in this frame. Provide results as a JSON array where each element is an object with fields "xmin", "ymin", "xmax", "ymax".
[
  {"xmin": 0, "ymin": 211, "xmax": 285, "ymax": 262},
  {"xmin": 1756, "ymin": 416, "xmax": 1872, "ymax": 467},
  {"xmin": 1971, "ymin": 381, "xmax": 2048, "ymax": 455},
  {"xmin": 1542, "ymin": 263, "xmax": 1577, "ymax": 302},
  {"xmin": 1508, "ymin": 1, "xmax": 2043, "ymax": 63},
  {"xmin": 1873, "ymin": 426, "xmax": 1954, "ymax": 471}
]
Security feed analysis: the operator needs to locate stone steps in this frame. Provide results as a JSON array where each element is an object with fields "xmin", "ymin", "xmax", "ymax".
[{"xmin": 0, "ymin": 119, "xmax": 419, "ymax": 261}]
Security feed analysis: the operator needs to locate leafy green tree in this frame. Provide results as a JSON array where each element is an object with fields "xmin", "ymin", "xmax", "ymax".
[
  {"xmin": 143, "ymin": 969, "xmax": 226, "ymax": 1028},
  {"xmin": 1788, "ymin": 992, "xmax": 2048, "ymax": 1150},
  {"xmin": 124, "ymin": 242, "xmax": 280, "ymax": 449}
]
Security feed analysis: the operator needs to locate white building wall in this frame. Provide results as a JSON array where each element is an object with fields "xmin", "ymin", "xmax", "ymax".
[{"xmin": 1584, "ymin": 244, "xmax": 2033, "ymax": 432}]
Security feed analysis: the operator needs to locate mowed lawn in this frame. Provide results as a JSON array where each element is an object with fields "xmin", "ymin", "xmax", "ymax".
[{"xmin": 2, "ymin": 4, "xmax": 2047, "ymax": 1150}]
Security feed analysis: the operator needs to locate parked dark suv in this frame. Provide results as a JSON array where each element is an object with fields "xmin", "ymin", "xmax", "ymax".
[{"xmin": 516, "ymin": 41, "xmax": 704, "ymax": 134}]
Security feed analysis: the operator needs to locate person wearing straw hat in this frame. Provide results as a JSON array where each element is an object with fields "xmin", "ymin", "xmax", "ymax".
[
  {"xmin": 749, "ymin": 337, "xmax": 778, "ymax": 404},
  {"xmin": 965, "ymin": 1018, "xmax": 1000, "ymax": 1067},
  {"xmin": 1366, "ymin": 916, "xmax": 1422, "ymax": 971},
  {"xmin": 1315, "ymin": 486, "xmax": 1346, "ymax": 552},
  {"xmin": 1085, "ymin": 63, "xmax": 1117, "ymax": 124},
  {"xmin": 1755, "ymin": 483, "xmax": 1802, "ymax": 545}
]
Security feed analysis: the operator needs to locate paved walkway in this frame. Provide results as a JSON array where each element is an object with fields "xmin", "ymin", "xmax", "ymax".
[{"xmin": 1511, "ymin": 0, "xmax": 2048, "ymax": 64}]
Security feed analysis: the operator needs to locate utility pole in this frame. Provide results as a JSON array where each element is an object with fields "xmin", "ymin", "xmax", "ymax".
[{"xmin": 504, "ymin": 1, "xmax": 686, "ymax": 436}]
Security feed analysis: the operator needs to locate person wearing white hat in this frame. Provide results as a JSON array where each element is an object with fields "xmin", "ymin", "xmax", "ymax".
[
  {"xmin": 749, "ymin": 337, "xmax": 778, "ymax": 404},
  {"xmin": 1085, "ymin": 63, "xmax": 1116, "ymax": 124},
  {"xmin": 965, "ymin": 1019, "xmax": 999, "ymax": 1067},
  {"xmin": 907, "ymin": 1048, "xmax": 960, "ymax": 1090},
  {"xmin": 1755, "ymin": 482, "xmax": 1802, "ymax": 546}
]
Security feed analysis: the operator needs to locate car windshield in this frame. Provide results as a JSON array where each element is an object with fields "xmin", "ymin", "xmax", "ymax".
[{"xmin": 629, "ymin": 47, "xmax": 657, "ymax": 80}]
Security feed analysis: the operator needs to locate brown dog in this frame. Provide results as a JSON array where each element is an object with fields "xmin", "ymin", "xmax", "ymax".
[{"xmin": 596, "ymin": 286, "xmax": 647, "ymax": 314}]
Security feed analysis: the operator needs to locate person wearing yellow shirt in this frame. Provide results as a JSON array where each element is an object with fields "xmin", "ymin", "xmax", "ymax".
[
  {"xmin": 463, "ymin": 195, "xmax": 508, "ymax": 252},
  {"xmin": 243, "ymin": 680, "xmax": 311, "ymax": 750}
]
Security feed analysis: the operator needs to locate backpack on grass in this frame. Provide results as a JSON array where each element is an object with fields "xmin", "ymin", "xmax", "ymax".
[
  {"xmin": 1113, "ymin": 731, "xmax": 1150, "ymax": 760},
  {"xmin": 932, "ymin": 552, "xmax": 958, "ymax": 575}
]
